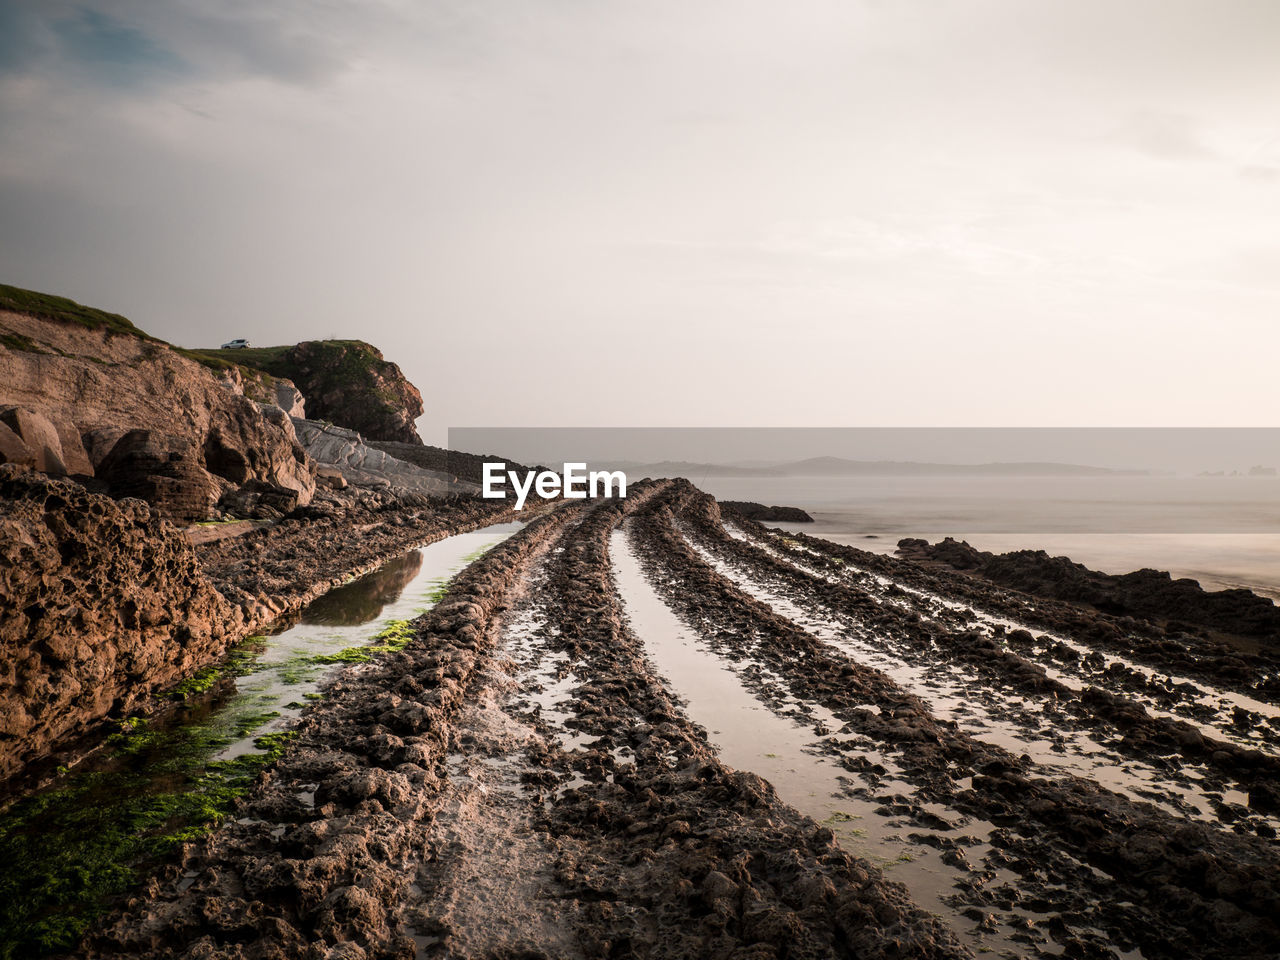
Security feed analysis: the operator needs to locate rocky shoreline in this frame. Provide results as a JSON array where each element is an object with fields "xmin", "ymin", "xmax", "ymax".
[
  {"xmin": 2, "ymin": 481, "xmax": 1262, "ymax": 959},
  {"xmin": 0, "ymin": 466, "xmax": 519, "ymax": 796},
  {"xmin": 77, "ymin": 486, "xmax": 971, "ymax": 960},
  {"xmin": 4, "ymin": 289, "xmax": 1280, "ymax": 959},
  {"xmin": 0, "ymin": 289, "xmax": 494, "ymax": 787}
]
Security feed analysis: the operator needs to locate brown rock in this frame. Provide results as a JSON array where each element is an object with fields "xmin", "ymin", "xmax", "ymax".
[
  {"xmin": 52, "ymin": 417, "xmax": 94, "ymax": 476},
  {"xmin": 0, "ymin": 465, "xmax": 244, "ymax": 781},
  {"xmin": 316, "ymin": 465, "xmax": 348, "ymax": 489},
  {"xmin": 217, "ymin": 478, "xmax": 302, "ymax": 520},
  {"xmin": 0, "ymin": 406, "xmax": 67, "ymax": 474},
  {"xmin": 98, "ymin": 430, "xmax": 221, "ymax": 523},
  {"xmin": 0, "ymin": 422, "xmax": 33, "ymax": 467},
  {"xmin": 0, "ymin": 305, "xmax": 315, "ymax": 516},
  {"xmin": 81, "ymin": 426, "xmax": 128, "ymax": 470}
]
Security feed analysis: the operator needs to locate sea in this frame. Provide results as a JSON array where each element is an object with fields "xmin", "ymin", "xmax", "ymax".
[{"xmin": 690, "ymin": 475, "xmax": 1280, "ymax": 601}]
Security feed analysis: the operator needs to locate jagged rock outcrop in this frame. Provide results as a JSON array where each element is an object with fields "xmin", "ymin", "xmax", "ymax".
[
  {"xmin": 899, "ymin": 536, "xmax": 1280, "ymax": 639},
  {"xmin": 227, "ymin": 340, "xmax": 424, "ymax": 444},
  {"xmin": 215, "ymin": 364, "xmax": 306, "ymax": 419},
  {"xmin": 0, "ymin": 290, "xmax": 315, "ymax": 521},
  {"xmin": 293, "ymin": 419, "xmax": 475, "ymax": 496},
  {"xmin": 0, "ymin": 422, "xmax": 32, "ymax": 467},
  {"xmin": 719, "ymin": 500, "xmax": 814, "ymax": 523},
  {"xmin": 273, "ymin": 380, "xmax": 306, "ymax": 418},
  {"xmin": 0, "ymin": 466, "xmax": 246, "ymax": 781}
]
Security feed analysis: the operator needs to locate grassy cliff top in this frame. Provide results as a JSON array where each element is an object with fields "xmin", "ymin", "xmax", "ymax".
[
  {"xmin": 184, "ymin": 340, "xmax": 380, "ymax": 372},
  {"xmin": 0, "ymin": 283, "xmax": 160, "ymax": 341},
  {"xmin": 180, "ymin": 345, "xmax": 293, "ymax": 373}
]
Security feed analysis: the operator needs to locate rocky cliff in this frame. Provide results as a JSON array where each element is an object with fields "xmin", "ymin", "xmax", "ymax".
[
  {"xmin": 0, "ymin": 283, "xmax": 455, "ymax": 784},
  {"xmin": 0, "ymin": 284, "xmax": 315, "ymax": 522},
  {"xmin": 0, "ymin": 467, "xmax": 246, "ymax": 781},
  {"xmin": 198, "ymin": 339, "xmax": 425, "ymax": 444}
]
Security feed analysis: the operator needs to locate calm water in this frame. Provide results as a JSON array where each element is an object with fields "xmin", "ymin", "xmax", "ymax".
[{"xmin": 695, "ymin": 475, "xmax": 1280, "ymax": 600}]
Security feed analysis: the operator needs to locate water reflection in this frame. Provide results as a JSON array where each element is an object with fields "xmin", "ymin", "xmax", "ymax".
[{"xmin": 301, "ymin": 550, "xmax": 425, "ymax": 625}]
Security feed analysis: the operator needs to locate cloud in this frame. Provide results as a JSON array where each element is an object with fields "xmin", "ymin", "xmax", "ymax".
[
  {"xmin": 2, "ymin": 0, "xmax": 1280, "ymax": 430},
  {"xmin": 52, "ymin": 9, "xmax": 186, "ymax": 83},
  {"xmin": 1111, "ymin": 109, "xmax": 1215, "ymax": 160},
  {"xmin": 0, "ymin": 1, "xmax": 350, "ymax": 88}
]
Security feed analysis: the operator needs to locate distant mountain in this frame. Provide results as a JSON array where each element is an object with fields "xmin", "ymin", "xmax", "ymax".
[
  {"xmin": 607, "ymin": 457, "xmax": 1145, "ymax": 479},
  {"xmin": 776, "ymin": 457, "xmax": 1144, "ymax": 477},
  {"xmin": 606, "ymin": 459, "xmax": 784, "ymax": 478}
]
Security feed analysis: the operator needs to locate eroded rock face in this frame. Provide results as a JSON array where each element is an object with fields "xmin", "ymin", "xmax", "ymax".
[
  {"xmin": 0, "ymin": 466, "xmax": 245, "ymax": 781},
  {"xmin": 239, "ymin": 340, "xmax": 424, "ymax": 444},
  {"xmin": 97, "ymin": 431, "xmax": 221, "ymax": 524},
  {"xmin": 293, "ymin": 419, "xmax": 473, "ymax": 496},
  {"xmin": 0, "ymin": 422, "xmax": 33, "ymax": 468},
  {"xmin": 274, "ymin": 380, "xmax": 306, "ymax": 418},
  {"xmin": 0, "ymin": 307, "xmax": 314, "ymax": 520},
  {"xmin": 0, "ymin": 407, "xmax": 67, "ymax": 475}
]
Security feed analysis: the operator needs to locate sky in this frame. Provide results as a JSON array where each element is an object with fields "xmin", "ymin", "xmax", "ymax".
[{"xmin": 1, "ymin": 1, "xmax": 1278, "ymax": 443}]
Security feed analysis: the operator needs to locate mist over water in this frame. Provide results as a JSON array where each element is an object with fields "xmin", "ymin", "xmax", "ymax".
[
  {"xmin": 451, "ymin": 429, "xmax": 1280, "ymax": 598},
  {"xmin": 694, "ymin": 475, "xmax": 1280, "ymax": 600}
]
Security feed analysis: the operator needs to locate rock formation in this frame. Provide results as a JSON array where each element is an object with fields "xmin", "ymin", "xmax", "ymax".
[
  {"xmin": 0, "ymin": 288, "xmax": 315, "ymax": 522},
  {"xmin": 899, "ymin": 536, "xmax": 1280, "ymax": 639},
  {"xmin": 293, "ymin": 419, "xmax": 475, "ymax": 496},
  {"xmin": 219, "ymin": 339, "xmax": 424, "ymax": 444},
  {"xmin": 719, "ymin": 500, "xmax": 814, "ymax": 522},
  {"xmin": 0, "ymin": 466, "xmax": 245, "ymax": 781},
  {"xmin": 97, "ymin": 431, "xmax": 221, "ymax": 523}
]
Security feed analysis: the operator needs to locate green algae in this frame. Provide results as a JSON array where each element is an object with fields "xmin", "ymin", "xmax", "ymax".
[
  {"xmin": 172, "ymin": 664, "xmax": 222, "ymax": 699},
  {"xmin": 171, "ymin": 641, "xmax": 266, "ymax": 700},
  {"xmin": 0, "ymin": 530, "xmax": 503, "ymax": 956},
  {"xmin": 311, "ymin": 618, "xmax": 417, "ymax": 666},
  {"xmin": 0, "ymin": 711, "xmax": 292, "ymax": 959},
  {"xmin": 0, "ymin": 634, "xmax": 296, "ymax": 958}
]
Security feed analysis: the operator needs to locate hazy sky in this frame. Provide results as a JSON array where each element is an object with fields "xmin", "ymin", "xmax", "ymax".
[{"xmin": 2, "ymin": 1, "xmax": 1278, "ymax": 442}]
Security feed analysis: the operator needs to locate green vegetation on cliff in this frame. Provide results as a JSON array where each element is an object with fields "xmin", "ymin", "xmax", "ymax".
[
  {"xmin": 0, "ymin": 284, "xmax": 158, "ymax": 342},
  {"xmin": 193, "ymin": 340, "xmax": 391, "ymax": 398},
  {"xmin": 194, "ymin": 339, "xmax": 424, "ymax": 443},
  {"xmin": 1, "ymin": 281, "xmax": 424, "ymax": 443}
]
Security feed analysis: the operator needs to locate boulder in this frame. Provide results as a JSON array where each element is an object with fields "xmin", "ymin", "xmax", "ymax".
[
  {"xmin": 51, "ymin": 417, "xmax": 93, "ymax": 476},
  {"xmin": 98, "ymin": 430, "xmax": 221, "ymax": 523},
  {"xmin": 275, "ymin": 379, "xmax": 306, "ymax": 418},
  {"xmin": 316, "ymin": 465, "xmax": 348, "ymax": 490},
  {"xmin": 0, "ymin": 422, "xmax": 33, "ymax": 468},
  {"xmin": 82, "ymin": 426, "xmax": 128, "ymax": 470},
  {"xmin": 218, "ymin": 478, "xmax": 302, "ymax": 520},
  {"xmin": 0, "ymin": 406, "xmax": 67, "ymax": 474}
]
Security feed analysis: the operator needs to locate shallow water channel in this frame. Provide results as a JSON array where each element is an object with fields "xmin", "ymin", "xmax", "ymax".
[
  {"xmin": 609, "ymin": 526, "xmax": 1049, "ymax": 960},
  {"xmin": 0, "ymin": 521, "xmax": 522, "ymax": 957}
]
